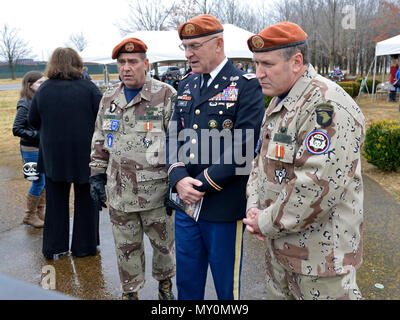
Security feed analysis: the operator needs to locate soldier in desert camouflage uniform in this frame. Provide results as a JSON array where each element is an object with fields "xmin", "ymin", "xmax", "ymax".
[
  {"xmin": 89, "ymin": 38, "xmax": 176, "ymax": 300},
  {"xmin": 244, "ymin": 22, "xmax": 365, "ymax": 300}
]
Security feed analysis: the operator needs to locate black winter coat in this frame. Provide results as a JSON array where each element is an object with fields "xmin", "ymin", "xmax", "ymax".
[
  {"xmin": 28, "ymin": 78, "xmax": 102, "ymax": 183},
  {"xmin": 12, "ymin": 98, "xmax": 40, "ymax": 148}
]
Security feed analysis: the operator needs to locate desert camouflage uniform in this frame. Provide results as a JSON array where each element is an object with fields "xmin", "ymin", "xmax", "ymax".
[
  {"xmin": 89, "ymin": 74, "xmax": 176, "ymax": 293},
  {"xmin": 246, "ymin": 65, "xmax": 365, "ymax": 300}
]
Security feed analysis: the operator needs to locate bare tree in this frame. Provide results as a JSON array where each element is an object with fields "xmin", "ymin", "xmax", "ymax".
[
  {"xmin": 0, "ymin": 24, "xmax": 32, "ymax": 80},
  {"xmin": 117, "ymin": 0, "xmax": 178, "ymax": 34},
  {"xmin": 194, "ymin": 0, "xmax": 214, "ymax": 14},
  {"xmin": 67, "ymin": 32, "xmax": 88, "ymax": 52},
  {"xmin": 169, "ymin": 0, "xmax": 202, "ymax": 28}
]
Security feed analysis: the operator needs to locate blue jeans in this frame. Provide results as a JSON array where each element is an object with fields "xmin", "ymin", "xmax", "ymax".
[{"xmin": 20, "ymin": 150, "xmax": 45, "ymax": 196}]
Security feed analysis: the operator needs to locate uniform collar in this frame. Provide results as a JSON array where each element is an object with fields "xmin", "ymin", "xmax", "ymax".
[
  {"xmin": 267, "ymin": 64, "xmax": 318, "ymax": 116},
  {"xmin": 206, "ymin": 57, "xmax": 228, "ymax": 86},
  {"xmin": 117, "ymin": 73, "xmax": 152, "ymax": 108}
]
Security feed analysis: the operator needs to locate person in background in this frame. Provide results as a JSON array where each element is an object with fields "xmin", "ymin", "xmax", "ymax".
[
  {"xmin": 236, "ymin": 62, "xmax": 244, "ymax": 70},
  {"xmin": 82, "ymin": 66, "xmax": 92, "ymax": 80},
  {"xmin": 173, "ymin": 74, "xmax": 181, "ymax": 90},
  {"xmin": 244, "ymin": 21, "xmax": 365, "ymax": 300},
  {"xmin": 12, "ymin": 71, "xmax": 47, "ymax": 228},
  {"xmin": 28, "ymin": 47, "xmax": 103, "ymax": 259},
  {"xmin": 165, "ymin": 73, "xmax": 174, "ymax": 86},
  {"xmin": 89, "ymin": 37, "xmax": 176, "ymax": 300},
  {"xmin": 389, "ymin": 57, "xmax": 398, "ymax": 102}
]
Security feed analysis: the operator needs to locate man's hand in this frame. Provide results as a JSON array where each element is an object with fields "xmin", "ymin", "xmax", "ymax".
[
  {"xmin": 243, "ymin": 207, "xmax": 266, "ymax": 241},
  {"xmin": 89, "ymin": 173, "xmax": 108, "ymax": 211},
  {"xmin": 175, "ymin": 177, "xmax": 205, "ymax": 205}
]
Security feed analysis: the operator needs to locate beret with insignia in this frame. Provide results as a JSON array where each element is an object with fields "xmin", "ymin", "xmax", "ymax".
[
  {"xmin": 112, "ymin": 37, "xmax": 148, "ymax": 59},
  {"xmin": 247, "ymin": 21, "xmax": 307, "ymax": 53},
  {"xmin": 178, "ymin": 14, "xmax": 224, "ymax": 40}
]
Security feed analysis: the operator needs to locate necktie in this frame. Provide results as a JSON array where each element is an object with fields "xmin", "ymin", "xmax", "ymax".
[{"xmin": 200, "ymin": 73, "xmax": 211, "ymax": 96}]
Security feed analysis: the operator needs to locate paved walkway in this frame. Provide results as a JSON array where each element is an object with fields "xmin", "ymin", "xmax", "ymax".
[{"xmin": 0, "ymin": 162, "xmax": 399, "ymax": 300}]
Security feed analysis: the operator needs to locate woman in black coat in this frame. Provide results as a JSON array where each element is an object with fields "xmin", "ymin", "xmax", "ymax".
[
  {"xmin": 28, "ymin": 47, "xmax": 103, "ymax": 259},
  {"xmin": 12, "ymin": 71, "xmax": 46, "ymax": 228}
]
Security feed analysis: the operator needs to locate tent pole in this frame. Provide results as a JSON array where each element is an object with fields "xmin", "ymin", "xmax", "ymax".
[
  {"xmin": 382, "ymin": 56, "xmax": 385, "ymax": 83},
  {"xmin": 371, "ymin": 55, "xmax": 377, "ymax": 102}
]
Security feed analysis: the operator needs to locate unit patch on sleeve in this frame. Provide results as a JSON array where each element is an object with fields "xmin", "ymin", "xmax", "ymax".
[
  {"xmin": 305, "ymin": 131, "xmax": 330, "ymax": 155},
  {"xmin": 315, "ymin": 104, "xmax": 333, "ymax": 127}
]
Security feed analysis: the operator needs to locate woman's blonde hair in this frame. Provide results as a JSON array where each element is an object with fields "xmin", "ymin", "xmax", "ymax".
[{"xmin": 45, "ymin": 47, "xmax": 83, "ymax": 80}]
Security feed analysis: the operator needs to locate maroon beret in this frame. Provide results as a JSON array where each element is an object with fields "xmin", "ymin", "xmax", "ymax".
[
  {"xmin": 248, "ymin": 22, "xmax": 308, "ymax": 53},
  {"xmin": 112, "ymin": 37, "xmax": 148, "ymax": 59},
  {"xmin": 178, "ymin": 14, "xmax": 223, "ymax": 40}
]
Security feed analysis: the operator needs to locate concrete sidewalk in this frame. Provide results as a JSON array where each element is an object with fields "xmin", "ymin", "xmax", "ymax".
[{"xmin": 0, "ymin": 163, "xmax": 399, "ymax": 299}]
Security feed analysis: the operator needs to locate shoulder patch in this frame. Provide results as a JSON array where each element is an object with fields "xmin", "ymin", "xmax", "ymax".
[
  {"xmin": 242, "ymin": 73, "xmax": 256, "ymax": 80},
  {"xmin": 315, "ymin": 103, "xmax": 334, "ymax": 127},
  {"xmin": 305, "ymin": 131, "xmax": 330, "ymax": 155}
]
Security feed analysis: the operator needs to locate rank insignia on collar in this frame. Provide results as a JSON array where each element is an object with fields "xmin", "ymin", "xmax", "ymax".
[{"xmin": 315, "ymin": 104, "xmax": 334, "ymax": 127}]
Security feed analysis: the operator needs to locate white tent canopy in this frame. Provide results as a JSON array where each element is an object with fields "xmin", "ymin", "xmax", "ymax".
[
  {"xmin": 375, "ymin": 34, "xmax": 400, "ymax": 57},
  {"xmin": 372, "ymin": 34, "xmax": 400, "ymax": 100},
  {"xmin": 81, "ymin": 24, "xmax": 254, "ymax": 65}
]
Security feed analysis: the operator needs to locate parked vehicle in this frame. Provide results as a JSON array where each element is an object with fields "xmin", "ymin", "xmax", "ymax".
[{"xmin": 151, "ymin": 66, "xmax": 182, "ymax": 78}]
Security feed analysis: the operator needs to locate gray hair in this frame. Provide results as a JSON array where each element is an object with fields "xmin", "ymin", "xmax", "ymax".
[{"xmin": 279, "ymin": 40, "xmax": 309, "ymax": 65}]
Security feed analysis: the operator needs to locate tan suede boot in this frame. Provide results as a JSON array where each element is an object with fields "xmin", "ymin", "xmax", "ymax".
[
  {"xmin": 23, "ymin": 194, "xmax": 44, "ymax": 228},
  {"xmin": 37, "ymin": 190, "xmax": 46, "ymax": 221}
]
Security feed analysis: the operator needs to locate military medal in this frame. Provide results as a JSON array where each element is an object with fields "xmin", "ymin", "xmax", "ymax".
[
  {"xmin": 144, "ymin": 121, "xmax": 152, "ymax": 131},
  {"xmin": 143, "ymin": 137, "xmax": 152, "ymax": 148},
  {"xmin": 275, "ymin": 168, "xmax": 287, "ymax": 184},
  {"xmin": 222, "ymin": 119, "xmax": 233, "ymax": 129},
  {"xmin": 143, "ymin": 121, "xmax": 153, "ymax": 148},
  {"xmin": 208, "ymin": 120, "xmax": 218, "ymax": 129},
  {"xmin": 275, "ymin": 144, "xmax": 284, "ymax": 175}
]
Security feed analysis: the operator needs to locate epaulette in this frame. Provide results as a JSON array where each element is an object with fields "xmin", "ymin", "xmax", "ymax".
[{"xmin": 242, "ymin": 73, "xmax": 256, "ymax": 80}]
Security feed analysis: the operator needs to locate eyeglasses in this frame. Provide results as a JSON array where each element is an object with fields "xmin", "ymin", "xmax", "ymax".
[{"xmin": 179, "ymin": 36, "xmax": 219, "ymax": 51}]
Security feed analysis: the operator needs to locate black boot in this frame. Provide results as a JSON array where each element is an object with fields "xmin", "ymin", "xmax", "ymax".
[{"xmin": 158, "ymin": 278, "xmax": 175, "ymax": 300}]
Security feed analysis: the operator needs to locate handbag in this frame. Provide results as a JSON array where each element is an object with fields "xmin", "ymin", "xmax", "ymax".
[{"xmin": 394, "ymin": 78, "xmax": 400, "ymax": 88}]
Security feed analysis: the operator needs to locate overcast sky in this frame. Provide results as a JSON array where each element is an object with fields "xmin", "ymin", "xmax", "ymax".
[{"xmin": 0, "ymin": 0, "xmax": 131, "ymax": 61}]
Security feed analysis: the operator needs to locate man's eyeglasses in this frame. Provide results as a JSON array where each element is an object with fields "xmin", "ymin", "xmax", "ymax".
[{"xmin": 179, "ymin": 36, "xmax": 219, "ymax": 51}]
